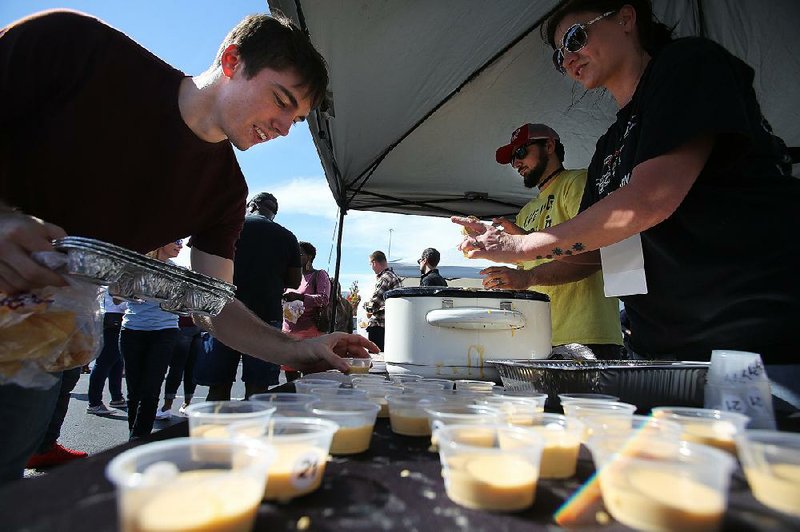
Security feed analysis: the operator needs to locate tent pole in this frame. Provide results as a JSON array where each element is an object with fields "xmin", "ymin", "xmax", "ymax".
[{"xmin": 329, "ymin": 206, "xmax": 346, "ymax": 333}]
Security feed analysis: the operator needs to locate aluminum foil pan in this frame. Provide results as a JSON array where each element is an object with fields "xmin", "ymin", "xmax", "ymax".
[
  {"xmin": 487, "ymin": 359, "xmax": 710, "ymax": 411},
  {"xmin": 53, "ymin": 237, "xmax": 235, "ymax": 316}
]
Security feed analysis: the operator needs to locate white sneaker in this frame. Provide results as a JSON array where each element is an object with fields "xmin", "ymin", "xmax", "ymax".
[
  {"xmin": 155, "ymin": 408, "xmax": 172, "ymax": 420},
  {"xmin": 178, "ymin": 403, "xmax": 190, "ymax": 416},
  {"xmin": 86, "ymin": 403, "xmax": 116, "ymax": 415}
]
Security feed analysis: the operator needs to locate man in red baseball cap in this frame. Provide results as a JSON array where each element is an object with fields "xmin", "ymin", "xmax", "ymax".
[{"xmin": 462, "ymin": 123, "xmax": 623, "ymax": 359}]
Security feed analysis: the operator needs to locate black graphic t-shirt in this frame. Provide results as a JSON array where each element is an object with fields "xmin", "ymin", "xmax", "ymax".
[{"xmin": 580, "ymin": 37, "xmax": 800, "ymax": 363}]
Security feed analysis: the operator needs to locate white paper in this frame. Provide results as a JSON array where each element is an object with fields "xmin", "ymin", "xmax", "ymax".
[{"xmin": 600, "ymin": 234, "xmax": 648, "ymax": 297}]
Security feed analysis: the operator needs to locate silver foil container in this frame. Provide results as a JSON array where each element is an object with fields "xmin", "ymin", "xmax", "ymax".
[
  {"xmin": 54, "ymin": 237, "xmax": 235, "ymax": 317},
  {"xmin": 487, "ymin": 359, "xmax": 710, "ymax": 411}
]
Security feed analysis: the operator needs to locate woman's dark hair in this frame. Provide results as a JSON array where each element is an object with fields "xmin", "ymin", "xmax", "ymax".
[
  {"xmin": 214, "ymin": 11, "xmax": 329, "ymax": 109},
  {"xmin": 544, "ymin": 0, "xmax": 674, "ymax": 56},
  {"xmin": 299, "ymin": 241, "xmax": 317, "ymax": 260}
]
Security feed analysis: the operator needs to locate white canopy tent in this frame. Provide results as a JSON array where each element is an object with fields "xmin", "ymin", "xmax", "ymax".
[{"xmin": 266, "ymin": 0, "xmax": 800, "ymax": 322}]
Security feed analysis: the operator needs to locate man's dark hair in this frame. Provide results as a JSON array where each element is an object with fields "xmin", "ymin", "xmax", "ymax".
[
  {"xmin": 214, "ymin": 11, "xmax": 329, "ymax": 108},
  {"xmin": 543, "ymin": 0, "xmax": 673, "ymax": 57},
  {"xmin": 247, "ymin": 192, "xmax": 278, "ymax": 216},
  {"xmin": 299, "ymin": 241, "xmax": 317, "ymax": 259},
  {"xmin": 370, "ymin": 250, "xmax": 387, "ymax": 263},
  {"xmin": 421, "ymin": 248, "xmax": 441, "ymax": 267}
]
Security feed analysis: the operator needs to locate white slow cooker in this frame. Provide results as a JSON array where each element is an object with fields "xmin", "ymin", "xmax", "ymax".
[{"xmin": 383, "ymin": 287, "xmax": 551, "ymax": 381}]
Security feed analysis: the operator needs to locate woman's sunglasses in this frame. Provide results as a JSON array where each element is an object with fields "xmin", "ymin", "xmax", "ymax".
[{"xmin": 552, "ymin": 10, "xmax": 616, "ymax": 74}]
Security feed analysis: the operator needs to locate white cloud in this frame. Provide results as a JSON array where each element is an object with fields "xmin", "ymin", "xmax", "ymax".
[{"xmin": 252, "ymin": 177, "xmax": 339, "ymax": 219}]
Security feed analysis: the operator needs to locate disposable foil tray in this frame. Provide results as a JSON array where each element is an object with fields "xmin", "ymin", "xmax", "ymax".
[
  {"xmin": 53, "ymin": 237, "xmax": 235, "ymax": 317},
  {"xmin": 487, "ymin": 359, "xmax": 710, "ymax": 411}
]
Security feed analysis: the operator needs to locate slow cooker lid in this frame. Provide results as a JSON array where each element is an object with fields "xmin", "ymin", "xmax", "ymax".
[{"xmin": 385, "ymin": 287, "xmax": 549, "ymax": 302}]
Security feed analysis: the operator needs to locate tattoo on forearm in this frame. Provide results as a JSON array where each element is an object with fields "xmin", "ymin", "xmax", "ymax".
[{"xmin": 539, "ymin": 243, "xmax": 585, "ymax": 260}]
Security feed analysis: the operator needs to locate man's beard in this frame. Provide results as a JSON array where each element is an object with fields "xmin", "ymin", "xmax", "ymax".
[{"xmin": 522, "ymin": 150, "xmax": 549, "ymax": 188}]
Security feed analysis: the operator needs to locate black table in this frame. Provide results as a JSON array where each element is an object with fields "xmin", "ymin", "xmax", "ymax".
[{"xmin": 1, "ymin": 398, "xmax": 799, "ymax": 531}]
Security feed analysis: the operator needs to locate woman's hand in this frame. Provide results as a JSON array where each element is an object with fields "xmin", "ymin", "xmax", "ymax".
[{"xmin": 283, "ymin": 291, "xmax": 303, "ymax": 302}]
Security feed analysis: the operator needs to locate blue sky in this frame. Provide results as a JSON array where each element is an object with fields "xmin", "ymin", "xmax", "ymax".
[{"xmin": 1, "ymin": 1, "xmax": 493, "ymax": 295}]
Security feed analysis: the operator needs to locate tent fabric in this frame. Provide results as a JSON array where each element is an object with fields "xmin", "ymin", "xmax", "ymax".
[{"xmin": 269, "ymin": 0, "xmax": 800, "ymax": 219}]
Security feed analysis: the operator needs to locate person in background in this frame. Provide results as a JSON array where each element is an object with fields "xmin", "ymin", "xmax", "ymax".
[
  {"xmin": 156, "ymin": 313, "xmax": 202, "ymax": 419},
  {"xmin": 0, "ymin": 10, "xmax": 376, "ymax": 483},
  {"xmin": 196, "ymin": 193, "xmax": 301, "ymax": 399},
  {"xmin": 418, "ymin": 248, "xmax": 448, "ymax": 287},
  {"xmin": 120, "ymin": 242, "xmax": 182, "ymax": 439},
  {"xmin": 86, "ymin": 292, "xmax": 128, "ymax": 415},
  {"xmin": 283, "ymin": 241, "xmax": 330, "ymax": 381},
  {"xmin": 455, "ymin": 0, "xmax": 799, "ymax": 407},
  {"xmin": 478, "ymin": 123, "xmax": 622, "ymax": 359},
  {"xmin": 364, "ymin": 251, "xmax": 402, "ymax": 351}
]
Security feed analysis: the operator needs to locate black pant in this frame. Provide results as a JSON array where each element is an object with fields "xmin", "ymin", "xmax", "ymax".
[
  {"xmin": 163, "ymin": 326, "xmax": 201, "ymax": 400},
  {"xmin": 36, "ymin": 368, "xmax": 81, "ymax": 453},
  {"xmin": 88, "ymin": 313, "xmax": 125, "ymax": 406},
  {"xmin": 367, "ymin": 326, "xmax": 385, "ymax": 352},
  {"xmin": 120, "ymin": 328, "xmax": 178, "ymax": 438}
]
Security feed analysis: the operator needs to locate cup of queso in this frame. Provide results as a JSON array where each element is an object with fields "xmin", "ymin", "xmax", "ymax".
[
  {"xmin": 436, "ymin": 424, "xmax": 544, "ymax": 512},
  {"xmin": 250, "ymin": 393, "xmax": 319, "ymax": 417},
  {"xmin": 106, "ymin": 437, "xmax": 273, "ymax": 532},
  {"xmin": 386, "ymin": 393, "xmax": 447, "ymax": 436},
  {"xmin": 184, "ymin": 401, "xmax": 276, "ymax": 439},
  {"xmin": 353, "ymin": 383, "xmax": 404, "ymax": 417},
  {"xmin": 294, "ymin": 378, "xmax": 342, "ymax": 395},
  {"xmin": 587, "ymin": 433, "xmax": 735, "ymax": 532},
  {"xmin": 474, "ymin": 395, "xmax": 546, "ymax": 426},
  {"xmin": 651, "ymin": 407, "xmax": 749, "ymax": 455},
  {"xmin": 305, "ymin": 399, "xmax": 380, "ymax": 455},
  {"xmin": 230, "ymin": 417, "xmax": 339, "ymax": 501},
  {"xmin": 736, "ymin": 429, "xmax": 800, "ymax": 517},
  {"xmin": 523, "ymin": 413, "xmax": 584, "ymax": 479}
]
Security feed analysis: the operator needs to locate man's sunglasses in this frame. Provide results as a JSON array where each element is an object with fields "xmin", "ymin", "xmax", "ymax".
[
  {"xmin": 512, "ymin": 140, "xmax": 545, "ymax": 162},
  {"xmin": 552, "ymin": 11, "xmax": 616, "ymax": 74}
]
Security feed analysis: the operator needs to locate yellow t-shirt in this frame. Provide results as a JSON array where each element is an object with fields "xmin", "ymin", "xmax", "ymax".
[{"xmin": 516, "ymin": 169, "xmax": 621, "ymax": 346}]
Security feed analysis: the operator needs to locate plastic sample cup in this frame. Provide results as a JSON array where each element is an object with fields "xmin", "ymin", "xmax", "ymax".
[
  {"xmin": 437, "ymin": 424, "xmax": 544, "ymax": 512},
  {"xmin": 305, "ymin": 399, "xmax": 380, "ymax": 455},
  {"xmin": 250, "ymin": 393, "xmax": 319, "ymax": 417},
  {"xmin": 230, "ymin": 417, "xmax": 338, "ymax": 501},
  {"xmin": 418, "ymin": 378, "xmax": 455, "ymax": 390},
  {"xmin": 106, "ymin": 437, "xmax": 273, "ymax": 532},
  {"xmin": 561, "ymin": 401, "xmax": 636, "ymax": 441},
  {"xmin": 524, "ymin": 414, "xmax": 584, "ymax": 479},
  {"xmin": 386, "ymin": 393, "xmax": 447, "ymax": 436},
  {"xmin": 705, "ymin": 350, "xmax": 776, "ymax": 429},
  {"xmin": 558, "ymin": 393, "xmax": 620, "ymax": 404},
  {"xmin": 351, "ymin": 375, "xmax": 390, "ymax": 386},
  {"xmin": 587, "ymin": 435, "xmax": 735, "ymax": 532},
  {"xmin": 342, "ymin": 357, "xmax": 372, "ymax": 374},
  {"xmin": 184, "ymin": 401, "xmax": 276, "ymax": 439},
  {"xmin": 582, "ymin": 414, "xmax": 683, "ymax": 442},
  {"xmin": 736, "ymin": 430, "xmax": 800, "ymax": 516},
  {"xmin": 475, "ymin": 395, "xmax": 546, "ymax": 426},
  {"xmin": 294, "ymin": 379, "xmax": 342, "ymax": 394},
  {"xmin": 455, "ymin": 380, "xmax": 496, "ymax": 393},
  {"xmin": 388, "ymin": 373, "xmax": 423, "ymax": 385},
  {"xmin": 402, "ymin": 381, "xmax": 451, "ymax": 394},
  {"xmin": 651, "ymin": 407, "xmax": 749, "ymax": 455},
  {"xmin": 309, "ymin": 387, "xmax": 369, "ymax": 401},
  {"xmin": 426, "ymin": 404, "xmax": 506, "ymax": 447},
  {"xmin": 353, "ymin": 383, "xmax": 404, "ymax": 417}
]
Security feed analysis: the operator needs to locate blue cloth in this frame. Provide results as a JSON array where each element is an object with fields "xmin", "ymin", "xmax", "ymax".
[
  {"xmin": 193, "ymin": 322, "xmax": 281, "ymax": 387},
  {"xmin": 122, "ymin": 300, "xmax": 178, "ymax": 331}
]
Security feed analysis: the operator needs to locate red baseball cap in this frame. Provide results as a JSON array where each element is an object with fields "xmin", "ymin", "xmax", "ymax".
[{"xmin": 495, "ymin": 123, "xmax": 560, "ymax": 165}]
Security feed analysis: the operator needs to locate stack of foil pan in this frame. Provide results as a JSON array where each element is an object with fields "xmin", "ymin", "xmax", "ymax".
[
  {"xmin": 54, "ymin": 237, "xmax": 235, "ymax": 317},
  {"xmin": 487, "ymin": 359, "xmax": 710, "ymax": 411}
]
